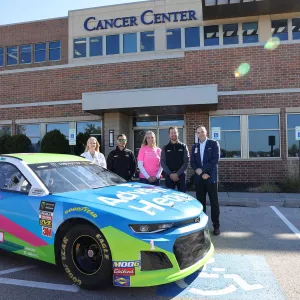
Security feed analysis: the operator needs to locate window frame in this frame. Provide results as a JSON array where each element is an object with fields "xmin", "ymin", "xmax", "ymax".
[
  {"xmin": 0, "ymin": 125, "xmax": 12, "ymax": 136},
  {"xmin": 286, "ymin": 113, "xmax": 300, "ymax": 159},
  {"xmin": 0, "ymin": 47, "xmax": 4, "ymax": 67},
  {"xmin": 20, "ymin": 44, "xmax": 32, "ymax": 65},
  {"xmin": 48, "ymin": 40, "xmax": 61, "ymax": 61},
  {"xmin": 247, "ymin": 114, "xmax": 281, "ymax": 159},
  {"xmin": 34, "ymin": 43, "xmax": 47, "ymax": 63},
  {"xmin": 74, "ymin": 38, "xmax": 87, "ymax": 59},
  {"xmin": 209, "ymin": 115, "xmax": 242, "ymax": 159},
  {"xmin": 6, "ymin": 45, "xmax": 19, "ymax": 66}
]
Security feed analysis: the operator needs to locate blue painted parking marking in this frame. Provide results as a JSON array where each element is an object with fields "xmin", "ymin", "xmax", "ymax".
[{"xmin": 156, "ymin": 254, "xmax": 285, "ymax": 299}]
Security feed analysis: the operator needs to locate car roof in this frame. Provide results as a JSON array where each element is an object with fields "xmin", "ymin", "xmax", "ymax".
[{"xmin": 2, "ymin": 153, "xmax": 87, "ymax": 164}]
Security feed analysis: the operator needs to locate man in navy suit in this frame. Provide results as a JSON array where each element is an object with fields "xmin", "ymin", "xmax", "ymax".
[{"xmin": 191, "ymin": 125, "xmax": 221, "ymax": 235}]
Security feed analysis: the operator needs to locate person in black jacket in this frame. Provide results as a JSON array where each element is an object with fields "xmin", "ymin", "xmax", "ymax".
[
  {"xmin": 107, "ymin": 134, "xmax": 136, "ymax": 181},
  {"xmin": 161, "ymin": 126, "xmax": 190, "ymax": 192}
]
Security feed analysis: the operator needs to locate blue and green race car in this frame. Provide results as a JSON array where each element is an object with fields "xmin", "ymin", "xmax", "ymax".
[{"xmin": 0, "ymin": 153, "xmax": 214, "ymax": 289}]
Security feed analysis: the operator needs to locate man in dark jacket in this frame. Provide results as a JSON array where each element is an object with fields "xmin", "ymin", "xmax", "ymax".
[
  {"xmin": 191, "ymin": 125, "xmax": 221, "ymax": 236},
  {"xmin": 161, "ymin": 126, "xmax": 190, "ymax": 192},
  {"xmin": 107, "ymin": 134, "xmax": 136, "ymax": 181}
]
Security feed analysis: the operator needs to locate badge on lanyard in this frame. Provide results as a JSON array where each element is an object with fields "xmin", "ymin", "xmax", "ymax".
[{"xmin": 194, "ymin": 147, "xmax": 198, "ymax": 154}]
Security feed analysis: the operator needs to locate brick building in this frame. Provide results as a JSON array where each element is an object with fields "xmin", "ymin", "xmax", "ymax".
[{"xmin": 1, "ymin": 0, "xmax": 300, "ymax": 185}]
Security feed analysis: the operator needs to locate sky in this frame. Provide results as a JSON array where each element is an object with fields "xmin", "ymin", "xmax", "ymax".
[{"xmin": 0, "ymin": 0, "xmax": 148, "ymax": 26}]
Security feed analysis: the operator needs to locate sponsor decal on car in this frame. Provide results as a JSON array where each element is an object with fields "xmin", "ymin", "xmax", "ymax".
[
  {"xmin": 64, "ymin": 206, "xmax": 97, "ymax": 218},
  {"xmin": 113, "ymin": 268, "xmax": 135, "ymax": 276},
  {"xmin": 42, "ymin": 226, "xmax": 52, "ymax": 237},
  {"xmin": 113, "ymin": 260, "xmax": 140, "ymax": 268},
  {"xmin": 39, "ymin": 201, "xmax": 55, "ymax": 213},
  {"xmin": 113, "ymin": 275, "xmax": 131, "ymax": 287}
]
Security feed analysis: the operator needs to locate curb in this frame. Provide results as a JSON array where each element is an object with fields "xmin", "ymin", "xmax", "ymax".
[{"xmin": 283, "ymin": 199, "xmax": 300, "ymax": 208}]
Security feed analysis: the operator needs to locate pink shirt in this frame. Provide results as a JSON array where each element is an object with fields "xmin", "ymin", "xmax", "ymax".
[{"xmin": 138, "ymin": 145, "xmax": 162, "ymax": 178}]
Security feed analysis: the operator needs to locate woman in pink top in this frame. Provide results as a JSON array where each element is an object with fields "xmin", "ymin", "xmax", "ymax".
[{"xmin": 137, "ymin": 131, "xmax": 163, "ymax": 186}]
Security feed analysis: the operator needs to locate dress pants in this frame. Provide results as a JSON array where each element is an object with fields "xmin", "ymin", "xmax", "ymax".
[{"xmin": 195, "ymin": 178, "xmax": 220, "ymax": 229}]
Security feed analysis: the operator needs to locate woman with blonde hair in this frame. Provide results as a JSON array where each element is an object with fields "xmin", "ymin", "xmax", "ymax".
[
  {"xmin": 81, "ymin": 137, "xmax": 107, "ymax": 168},
  {"xmin": 137, "ymin": 131, "xmax": 162, "ymax": 186}
]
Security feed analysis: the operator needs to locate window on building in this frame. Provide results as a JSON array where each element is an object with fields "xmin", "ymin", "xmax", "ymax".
[
  {"xmin": 89, "ymin": 37, "xmax": 103, "ymax": 57},
  {"xmin": 185, "ymin": 27, "xmax": 200, "ymax": 48},
  {"xmin": 106, "ymin": 35, "xmax": 120, "ymax": 55},
  {"xmin": 17, "ymin": 124, "xmax": 41, "ymax": 152},
  {"xmin": 167, "ymin": 28, "xmax": 181, "ymax": 50},
  {"xmin": 158, "ymin": 115, "xmax": 184, "ymax": 127},
  {"xmin": 74, "ymin": 38, "xmax": 87, "ymax": 58},
  {"xmin": 248, "ymin": 115, "xmax": 280, "ymax": 158},
  {"xmin": 20, "ymin": 44, "xmax": 32, "ymax": 64},
  {"xmin": 49, "ymin": 41, "xmax": 61, "ymax": 61},
  {"xmin": 243, "ymin": 22, "xmax": 258, "ymax": 43},
  {"xmin": 223, "ymin": 23, "xmax": 238, "ymax": 45},
  {"xmin": 210, "ymin": 116, "xmax": 241, "ymax": 158},
  {"xmin": 204, "ymin": 25, "xmax": 219, "ymax": 46},
  {"xmin": 0, "ymin": 48, "xmax": 4, "ymax": 67},
  {"xmin": 287, "ymin": 114, "xmax": 300, "ymax": 157},
  {"xmin": 46, "ymin": 123, "xmax": 69, "ymax": 138},
  {"xmin": 77, "ymin": 121, "xmax": 102, "ymax": 151},
  {"xmin": 7, "ymin": 46, "xmax": 18, "ymax": 65},
  {"xmin": 292, "ymin": 18, "xmax": 300, "ymax": 40},
  {"xmin": 133, "ymin": 115, "xmax": 157, "ymax": 127},
  {"xmin": 123, "ymin": 33, "xmax": 137, "ymax": 53},
  {"xmin": 140, "ymin": 31, "xmax": 155, "ymax": 52},
  {"xmin": 34, "ymin": 43, "xmax": 46, "ymax": 63},
  {"xmin": 272, "ymin": 19, "xmax": 288, "ymax": 41},
  {"xmin": 0, "ymin": 125, "xmax": 11, "ymax": 136}
]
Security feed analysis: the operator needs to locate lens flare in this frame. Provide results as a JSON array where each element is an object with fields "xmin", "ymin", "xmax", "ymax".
[
  {"xmin": 264, "ymin": 37, "xmax": 280, "ymax": 50},
  {"xmin": 234, "ymin": 63, "xmax": 250, "ymax": 77}
]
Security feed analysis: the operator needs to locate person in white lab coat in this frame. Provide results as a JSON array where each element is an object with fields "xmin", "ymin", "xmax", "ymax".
[{"xmin": 81, "ymin": 137, "xmax": 106, "ymax": 168}]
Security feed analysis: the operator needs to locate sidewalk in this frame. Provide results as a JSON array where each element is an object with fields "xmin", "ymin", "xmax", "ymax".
[{"xmin": 186, "ymin": 191, "xmax": 300, "ymax": 208}]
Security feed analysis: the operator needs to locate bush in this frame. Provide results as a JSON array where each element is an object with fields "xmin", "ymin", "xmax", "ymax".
[
  {"xmin": 247, "ymin": 183, "xmax": 281, "ymax": 193},
  {"xmin": 41, "ymin": 130, "xmax": 70, "ymax": 154},
  {"xmin": 5, "ymin": 134, "xmax": 32, "ymax": 153},
  {"xmin": 281, "ymin": 175, "xmax": 300, "ymax": 193},
  {"xmin": 0, "ymin": 135, "xmax": 12, "ymax": 154}
]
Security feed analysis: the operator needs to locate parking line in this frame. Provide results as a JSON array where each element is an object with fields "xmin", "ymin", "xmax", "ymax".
[
  {"xmin": 0, "ymin": 266, "xmax": 35, "ymax": 276},
  {"xmin": 270, "ymin": 206, "xmax": 300, "ymax": 239},
  {"xmin": 0, "ymin": 278, "xmax": 80, "ymax": 292}
]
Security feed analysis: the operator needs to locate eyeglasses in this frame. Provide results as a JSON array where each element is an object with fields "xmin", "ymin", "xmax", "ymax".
[{"xmin": 118, "ymin": 139, "xmax": 126, "ymax": 142}]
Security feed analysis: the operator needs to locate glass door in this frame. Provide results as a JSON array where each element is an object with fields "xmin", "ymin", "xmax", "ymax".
[{"xmin": 134, "ymin": 129, "xmax": 157, "ymax": 158}]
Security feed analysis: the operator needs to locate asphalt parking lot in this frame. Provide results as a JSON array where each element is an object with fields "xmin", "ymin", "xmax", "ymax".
[{"xmin": 0, "ymin": 204, "xmax": 299, "ymax": 300}]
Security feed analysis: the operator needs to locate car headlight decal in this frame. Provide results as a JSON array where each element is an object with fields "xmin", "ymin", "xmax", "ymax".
[{"xmin": 129, "ymin": 223, "xmax": 174, "ymax": 233}]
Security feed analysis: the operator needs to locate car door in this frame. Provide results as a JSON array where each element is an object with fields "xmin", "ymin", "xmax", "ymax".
[{"xmin": 0, "ymin": 161, "xmax": 48, "ymax": 258}]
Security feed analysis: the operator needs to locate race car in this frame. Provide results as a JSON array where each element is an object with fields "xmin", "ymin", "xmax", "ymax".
[{"xmin": 0, "ymin": 153, "xmax": 214, "ymax": 289}]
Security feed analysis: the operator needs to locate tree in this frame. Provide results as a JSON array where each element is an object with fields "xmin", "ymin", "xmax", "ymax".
[{"xmin": 41, "ymin": 130, "xmax": 70, "ymax": 154}]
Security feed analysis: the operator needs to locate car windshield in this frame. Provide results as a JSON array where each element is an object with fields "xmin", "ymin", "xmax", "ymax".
[{"xmin": 29, "ymin": 161, "xmax": 126, "ymax": 194}]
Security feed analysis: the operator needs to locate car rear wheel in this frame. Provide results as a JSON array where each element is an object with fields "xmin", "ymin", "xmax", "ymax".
[{"xmin": 60, "ymin": 224, "xmax": 112, "ymax": 290}]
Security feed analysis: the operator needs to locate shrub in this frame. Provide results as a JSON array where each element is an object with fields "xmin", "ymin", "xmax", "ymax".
[
  {"xmin": 5, "ymin": 134, "xmax": 32, "ymax": 153},
  {"xmin": 281, "ymin": 175, "xmax": 300, "ymax": 193},
  {"xmin": 247, "ymin": 183, "xmax": 281, "ymax": 193},
  {"xmin": 41, "ymin": 130, "xmax": 70, "ymax": 154},
  {"xmin": 0, "ymin": 135, "xmax": 12, "ymax": 154}
]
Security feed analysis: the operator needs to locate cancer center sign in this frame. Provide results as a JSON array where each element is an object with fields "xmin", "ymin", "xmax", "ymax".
[{"xmin": 84, "ymin": 9, "xmax": 197, "ymax": 31}]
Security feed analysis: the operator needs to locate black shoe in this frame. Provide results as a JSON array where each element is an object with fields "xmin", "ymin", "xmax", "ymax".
[{"xmin": 213, "ymin": 228, "xmax": 220, "ymax": 236}]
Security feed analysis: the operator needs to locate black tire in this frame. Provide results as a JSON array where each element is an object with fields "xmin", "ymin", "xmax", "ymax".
[{"xmin": 60, "ymin": 224, "xmax": 112, "ymax": 290}]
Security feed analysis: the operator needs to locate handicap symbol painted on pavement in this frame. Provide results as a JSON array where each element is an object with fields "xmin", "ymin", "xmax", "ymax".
[{"xmin": 156, "ymin": 254, "xmax": 285, "ymax": 300}]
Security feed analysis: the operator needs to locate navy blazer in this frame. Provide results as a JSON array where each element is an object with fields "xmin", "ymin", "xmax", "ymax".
[{"xmin": 191, "ymin": 139, "xmax": 220, "ymax": 184}]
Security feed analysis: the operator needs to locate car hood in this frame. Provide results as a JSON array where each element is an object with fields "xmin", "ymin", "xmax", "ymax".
[{"xmin": 54, "ymin": 183, "xmax": 202, "ymax": 222}]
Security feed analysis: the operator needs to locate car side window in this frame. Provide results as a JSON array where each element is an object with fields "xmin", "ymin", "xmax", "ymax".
[{"xmin": 0, "ymin": 162, "xmax": 32, "ymax": 193}]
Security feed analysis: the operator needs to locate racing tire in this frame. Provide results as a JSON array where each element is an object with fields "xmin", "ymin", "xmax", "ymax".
[{"xmin": 60, "ymin": 224, "xmax": 112, "ymax": 290}]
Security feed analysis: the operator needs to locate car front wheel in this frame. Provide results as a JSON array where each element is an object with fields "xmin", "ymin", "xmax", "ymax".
[{"xmin": 60, "ymin": 224, "xmax": 112, "ymax": 290}]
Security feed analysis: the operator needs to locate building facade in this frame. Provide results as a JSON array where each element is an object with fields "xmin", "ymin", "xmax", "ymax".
[{"xmin": 1, "ymin": 0, "xmax": 300, "ymax": 185}]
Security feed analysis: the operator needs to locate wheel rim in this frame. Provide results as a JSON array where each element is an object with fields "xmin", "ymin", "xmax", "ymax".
[{"xmin": 72, "ymin": 236, "xmax": 103, "ymax": 275}]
